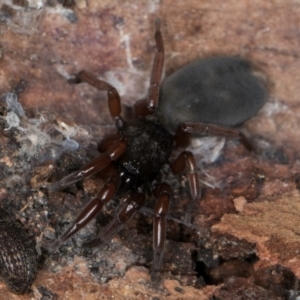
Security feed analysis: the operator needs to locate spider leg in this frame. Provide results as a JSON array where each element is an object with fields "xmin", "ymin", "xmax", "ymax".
[
  {"xmin": 47, "ymin": 137, "xmax": 127, "ymax": 190},
  {"xmin": 83, "ymin": 193, "xmax": 146, "ymax": 247},
  {"xmin": 97, "ymin": 133, "xmax": 123, "ymax": 152},
  {"xmin": 151, "ymin": 182, "xmax": 171, "ymax": 281},
  {"xmin": 171, "ymin": 151, "xmax": 201, "ymax": 225},
  {"xmin": 178, "ymin": 122, "xmax": 253, "ymax": 151},
  {"xmin": 43, "ymin": 177, "xmax": 118, "ymax": 252},
  {"xmin": 71, "ymin": 70, "xmax": 124, "ymax": 128},
  {"xmin": 133, "ymin": 19, "xmax": 164, "ymax": 116},
  {"xmin": 139, "ymin": 207, "xmax": 197, "ymax": 230},
  {"xmin": 173, "ymin": 122, "xmax": 252, "ymax": 223}
]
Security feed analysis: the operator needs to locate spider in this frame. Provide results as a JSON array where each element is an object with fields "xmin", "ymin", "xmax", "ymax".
[{"xmin": 44, "ymin": 19, "xmax": 267, "ymax": 280}]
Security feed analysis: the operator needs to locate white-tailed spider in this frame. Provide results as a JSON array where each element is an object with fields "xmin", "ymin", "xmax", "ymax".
[{"xmin": 44, "ymin": 19, "xmax": 267, "ymax": 280}]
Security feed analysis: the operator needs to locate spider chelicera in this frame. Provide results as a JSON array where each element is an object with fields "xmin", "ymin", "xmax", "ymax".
[{"xmin": 44, "ymin": 19, "xmax": 267, "ymax": 280}]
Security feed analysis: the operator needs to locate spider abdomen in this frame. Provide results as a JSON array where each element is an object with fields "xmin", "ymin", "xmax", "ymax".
[
  {"xmin": 119, "ymin": 120, "xmax": 173, "ymax": 177},
  {"xmin": 156, "ymin": 56, "xmax": 267, "ymax": 134}
]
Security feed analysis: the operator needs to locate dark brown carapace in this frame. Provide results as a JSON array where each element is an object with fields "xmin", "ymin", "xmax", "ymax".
[{"xmin": 43, "ymin": 19, "xmax": 266, "ymax": 281}]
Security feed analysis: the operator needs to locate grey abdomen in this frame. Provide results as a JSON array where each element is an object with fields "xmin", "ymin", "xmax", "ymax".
[{"xmin": 156, "ymin": 56, "xmax": 267, "ymax": 134}]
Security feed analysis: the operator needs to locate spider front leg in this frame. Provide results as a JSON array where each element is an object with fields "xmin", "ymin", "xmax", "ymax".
[
  {"xmin": 83, "ymin": 193, "xmax": 146, "ymax": 247},
  {"xmin": 44, "ymin": 177, "xmax": 118, "ymax": 252},
  {"xmin": 151, "ymin": 182, "xmax": 171, "ymax": 281},
  {"xmin": 171, "ymin": 151, "xmax": 200, "ymax": 225}
]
